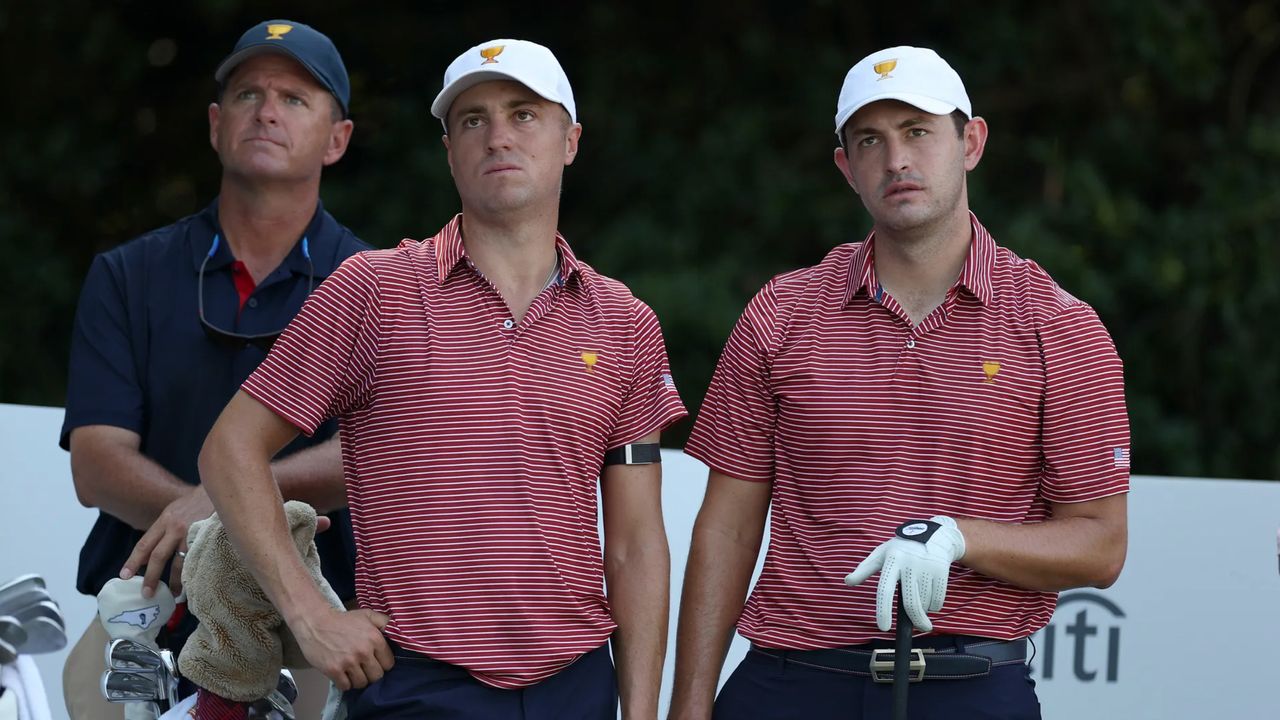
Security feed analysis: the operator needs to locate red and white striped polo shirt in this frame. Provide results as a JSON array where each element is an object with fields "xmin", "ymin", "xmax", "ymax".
[
  {"xmin": 684, "ymin": 214, "xmax": 1129, "ymax": 649},
  {"xmin": 242, "ymin": 215, "xmax": 687, "ymax": 688}
]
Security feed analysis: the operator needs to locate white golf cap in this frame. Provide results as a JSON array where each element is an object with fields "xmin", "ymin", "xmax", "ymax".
[
  {"xmin": 431, "ymin": 39, "xmax": 576, "ymax": 126},
  {"xmin": 834, "ymin": 46, "xmax": 971, "ymax": 138}
]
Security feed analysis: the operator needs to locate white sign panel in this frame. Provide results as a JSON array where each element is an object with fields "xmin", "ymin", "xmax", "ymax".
[{"xmin": 2, "ymin": 403, "xmax": 1277, "ymax": 719}]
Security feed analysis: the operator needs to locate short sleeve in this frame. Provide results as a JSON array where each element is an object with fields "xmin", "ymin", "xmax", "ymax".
[
  {"xmin": 61, "ymin": 254, "xmax": 143, "ymax": 449},
  {"xmin": 682, "ymin": 284, "xmax": 780, "ymax": 482},
  {"xmin": 1039, "ymin": 303, "xmax": 1130, "ymax": 503},
  {"xmin": 605, "ymin": 300, "xmax": 687, "ymax": 447},
  {"xmin": 241, "ymin": 253, "xmax": 381, "ymax": 435}
]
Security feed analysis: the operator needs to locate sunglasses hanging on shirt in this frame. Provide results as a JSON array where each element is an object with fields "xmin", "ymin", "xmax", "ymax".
[{"xmin": 197, "ymin": 234, "xmax": 315, "ymax": 352}]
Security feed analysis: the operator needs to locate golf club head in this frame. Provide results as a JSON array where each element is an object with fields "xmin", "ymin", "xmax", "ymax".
[
  {"xmin": 0, "ymin": 587, "xmax": 53, "ymax": 620},
  {"xmin": 14, "ymin": 615, "xmax": 66, "ymax": 654},
  {"xmin": 107, "ymin": 638, "xmax": 165, "ymax": 672},
  {"xmin": 0, "ymin": 574, "xmax": 44, "ymax": 598},
  {"xmin": 248, "ymin": 689, "xmax": 295, "ymax": 720},
  {"xmin": 276, "ymin": 669, "xmax": 298, "ymax": 704},
  {"xmin": 159, "ymin": 648, "xmax": 178, "ymax": 678},
  {"xmin": 12, "ymin": 600, "xmax": 64, "ymax": 631},
  {"xmin": 102, "ymin": 669, "xmax": 163, "ymax": 702},
  {"xmin": 158, "ymin": 650, "xmax": 181, "ymax": 707},
  {"xmin": 0, "ymin": 616, "xmax": 27, "ymax": 650}
]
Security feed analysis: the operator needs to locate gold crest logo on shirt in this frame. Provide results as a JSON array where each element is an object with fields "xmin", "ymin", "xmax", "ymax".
[
  {"xmin": 480, "ymin": 45, "xmax": 505, "ymax": 64},
  {"xmin": 873, "ymin": 59, "xmax": 897, "ymax": 80},
  {"xmin": 266, "ymin": 24, "xmax": 293, "ymax": 40},
  {"xmin": 982, "ymin": 361, "xmax": 1001, "ymax": 383},
  {"xmin": 581, "ymin": 352, "xmax": 599, "ymax": 373}
]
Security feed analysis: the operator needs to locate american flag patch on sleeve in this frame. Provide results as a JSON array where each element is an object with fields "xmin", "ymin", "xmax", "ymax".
[{"xmin": 1112, "ymin": 447, "xmax": 1130, "ymax": 469}]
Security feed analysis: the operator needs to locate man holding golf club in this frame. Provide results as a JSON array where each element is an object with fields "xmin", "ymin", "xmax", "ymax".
[
  {"xmin": 670, "ymin": 46, "xmax": 1130, "ymax": 719},
  {"xmin": 197, "ymin": 38, "xmax": 686, "ymax": 719},
  {"xmin": 60, "ymin": 19, "xmax": 365, "ymax": 719}
]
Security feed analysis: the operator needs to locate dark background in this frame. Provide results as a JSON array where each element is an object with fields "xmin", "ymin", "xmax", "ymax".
[{"xmin": 3, "ymin": 1, "xmax": 1277, "ymax": 479}]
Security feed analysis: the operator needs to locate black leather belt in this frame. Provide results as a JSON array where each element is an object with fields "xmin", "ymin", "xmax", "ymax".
[{"xmin": 751, "ymin": 637, "xmax": 1027, "ymax": 682}]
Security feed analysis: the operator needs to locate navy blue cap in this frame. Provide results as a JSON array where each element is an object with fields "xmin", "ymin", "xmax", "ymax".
[{"xmin": 214, "ymin": 20, "xmax": 350, "ymax": 117}]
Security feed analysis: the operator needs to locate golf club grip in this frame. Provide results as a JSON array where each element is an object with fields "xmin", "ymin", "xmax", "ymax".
[{"xmin": 893, "ymin": 598, "xmax": 912, "ymax": 720}]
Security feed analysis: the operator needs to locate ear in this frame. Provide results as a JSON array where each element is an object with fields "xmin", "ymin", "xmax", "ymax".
[
  {"xmin": 833, "ymin": 146, "xmax": 858, "ymax": 194},
  {"xmin": 962, "ymin": 116, "xmax": 988, "ymax": 171},
  {"xmin": 322, "ymin": 119, "xmax": 355, "ymax": 167},
  {"xmin": 441, "ymin": 133, "xmax": 455, "ymax": 177},
  {"xmin": 563, "ymin": 122, "xmax": 582, "ymax": 167},
  {"xmin": 208, "ymin": 103, "xmax": 221, "ymax": 154}
]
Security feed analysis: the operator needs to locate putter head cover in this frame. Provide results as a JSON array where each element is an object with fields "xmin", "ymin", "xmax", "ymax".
[
  {"xmin": 177, "ymin": 500, "xmax": 343, "ymax": 702},
  {"xmin": 97, "ymin": 577, "xmax": 176, "ymax": 650}
]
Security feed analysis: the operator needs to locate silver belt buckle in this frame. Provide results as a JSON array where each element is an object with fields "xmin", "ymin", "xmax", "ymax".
[{"xmin": 869, "ymin": 648, "xmax": 927, "ymax": 683}]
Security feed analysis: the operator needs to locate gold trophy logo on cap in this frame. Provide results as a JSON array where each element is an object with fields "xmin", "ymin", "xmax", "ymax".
[
  {"xmin": 266, "ymin": 24, "xmax": 293, "ymax": 40},
  {"xmin": 480, "ymin": 45, "xmax": 505, "ymax": 65},
  {"xmin": 873, "ymin": 59, "xmax": 897, "ymax": 80}
]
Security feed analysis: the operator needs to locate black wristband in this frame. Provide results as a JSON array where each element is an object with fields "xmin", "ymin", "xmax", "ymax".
[
  {"xmin": 603, "ymin": 442, "xmax": 662, "ymax": 466},
  {"xmin": 894, "ymin": 519, "xmax": 941, "ymax": 544}
]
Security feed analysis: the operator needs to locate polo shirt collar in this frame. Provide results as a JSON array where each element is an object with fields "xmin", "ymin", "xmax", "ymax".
[
  {"xmin": 957, "ymin": 214, "xmax": 997, "ymax": 307},
  {"xmin": 188, "ymin": 197, "xmax": 338, "ymax": 276},
  {"xmin": 844, "ymin": 212, "xmax": 996, "ymax": 308},
  {"xmin": 434, "ymin": 213, "xmax": 586, "ymax": 287}
]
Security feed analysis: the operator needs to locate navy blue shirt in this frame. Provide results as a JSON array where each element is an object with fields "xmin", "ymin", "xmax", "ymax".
[{"xmin": 61, "ymin": 199, "xmax": 368, "ymax": 601}]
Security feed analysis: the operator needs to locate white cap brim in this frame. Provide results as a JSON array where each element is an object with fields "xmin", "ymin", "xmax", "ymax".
[
  {"xmin": 835, "ymin": 91, "xmax": 959, "ymax": 137},
  {"xmin": 430, "ymin": 68, "xmax": 567, "ymax": 123}
]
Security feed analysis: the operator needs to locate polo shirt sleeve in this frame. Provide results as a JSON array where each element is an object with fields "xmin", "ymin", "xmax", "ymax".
[
  {"xmin": 1038, "ymin": 302, "xmax": 1130, "ymax": 503},
  {"xmin": 683, "ymin": 283, "xmax": 779, "ymax": 483},
  {"xmin": 241, "ymin": 253, "xmax": 380, "ymax": 436},
  {"xmin": 61, "ymin": 254, "xmax": 143, "ymax": 449},
  {"xmin": 606, "ymin": 300, "xmax": 688, "ymax": 447}
]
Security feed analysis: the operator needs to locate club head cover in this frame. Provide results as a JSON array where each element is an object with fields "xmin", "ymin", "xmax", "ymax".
[{"xmin": 97, "ymin": 577, "xmax": 176, "ymax": 650}]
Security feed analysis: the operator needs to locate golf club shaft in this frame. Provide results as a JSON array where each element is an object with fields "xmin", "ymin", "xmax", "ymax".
[{"xmin": 893, "ymin": 598, "xmax": 912, "ymax": 720}]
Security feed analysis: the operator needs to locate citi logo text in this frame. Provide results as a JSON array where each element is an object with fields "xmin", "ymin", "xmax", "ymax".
[{"xmin": 1031, "ymin": 591, "xmax": 1123, "ymax": 683}]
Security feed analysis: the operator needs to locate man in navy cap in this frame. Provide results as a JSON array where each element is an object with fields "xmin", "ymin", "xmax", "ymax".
[{"xmin": 60, "ymin": 19, "xmax": 367, "ymax": 719}]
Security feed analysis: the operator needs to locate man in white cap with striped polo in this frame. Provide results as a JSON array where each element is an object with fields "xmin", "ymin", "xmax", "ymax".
[
  {"xmin": 671, "ymin": 45, "xmax": 1130, "ymax": 719},
  {"xmin": 196, "ymin": 38, "xmax": 686, "ymax": 720}
]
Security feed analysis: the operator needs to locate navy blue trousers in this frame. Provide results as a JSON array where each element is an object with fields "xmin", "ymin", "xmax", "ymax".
[
  {"xmin": 713, "ymin": 643, "xmax": 1041, "ymax": 720},
  {"xmin": 345, "ymin": 643, "xmax": 617, "ymax": 720}
]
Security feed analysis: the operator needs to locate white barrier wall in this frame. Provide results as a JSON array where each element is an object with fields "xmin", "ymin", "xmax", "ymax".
[{"xmin": 2, "ymin": 402, "xmax": 1276, "ymax": 719}]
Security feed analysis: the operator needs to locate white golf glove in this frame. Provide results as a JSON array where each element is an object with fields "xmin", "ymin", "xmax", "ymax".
[{"xmin": 844, "ymin": 516, "xmax": 966, "ymax": 633}]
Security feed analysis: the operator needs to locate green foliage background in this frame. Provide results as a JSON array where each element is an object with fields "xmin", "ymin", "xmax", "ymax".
[{"xmin": 2, "ymin": 1, "xmax": 1277, "ymax": 479}]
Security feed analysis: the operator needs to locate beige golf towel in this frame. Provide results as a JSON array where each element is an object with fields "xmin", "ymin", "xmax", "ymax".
[{"xmin": 177, "ymin": 501, "xmax": 343, "ymax": 702}]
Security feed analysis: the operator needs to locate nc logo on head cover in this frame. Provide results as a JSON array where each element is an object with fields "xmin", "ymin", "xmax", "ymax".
[
  {"xmin": 108, "ymin": 605, "xmax": 162, "ymax": 629},
  {"xmin": 265, "ymin": 24, "xmax": 293, "ymax": 40},
  {"xmin": 480, "ymin": 45, "xmax": 505, "ymax": 64},
  {"xmin": 873, "ymin": 59, "xmax": 897, "ymax": 80}
]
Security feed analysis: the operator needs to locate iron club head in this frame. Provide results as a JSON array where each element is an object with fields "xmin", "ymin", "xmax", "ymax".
[
  {"xmin": 106, "ymin": 637, "xmax": 164, "ymax": 672},
  {"xmin": 101, "ymin": 669, "xmax": 163, "ymax": 702}
]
